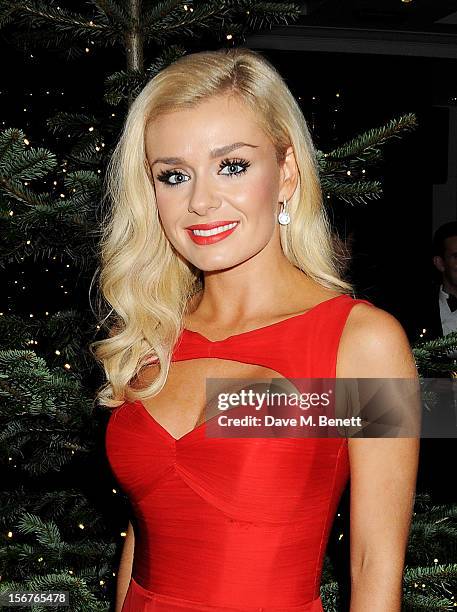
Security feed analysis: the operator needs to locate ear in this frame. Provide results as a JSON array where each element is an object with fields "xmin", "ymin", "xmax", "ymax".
[
  {"xmin": 278, "ymin": 145, "xmax": 299, "ymax": 202},
  {"xmin": 433, "ymin": 255, "xmax": 445, "ymax": 273}
]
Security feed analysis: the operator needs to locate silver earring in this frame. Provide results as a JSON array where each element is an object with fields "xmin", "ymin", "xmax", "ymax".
[{"xmin": 278, "ymin": 197, "xmax": 290, "ymax": 225}]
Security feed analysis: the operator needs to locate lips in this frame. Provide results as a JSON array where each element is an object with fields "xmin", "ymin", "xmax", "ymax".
[
  {"xmin": 186, "ymin": 220, "xmax": 239, "ymax": 230},
  {"xmin": 186, "ymin": 221, "xmax": 240, "ymax": 245}
]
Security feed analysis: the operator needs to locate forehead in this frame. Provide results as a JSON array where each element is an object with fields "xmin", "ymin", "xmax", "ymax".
[
  {"xmin": 444, "ymin": 236, "xmax": 457, "ymax": 254},
  {"xmin": 145, "ymin": 94, "xmax": 271, "ymax": 158}
]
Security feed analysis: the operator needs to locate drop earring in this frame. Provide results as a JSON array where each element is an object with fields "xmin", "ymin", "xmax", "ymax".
[{"xmin": 278, "ymin": 197, "xmax": 290, "ymax": 225}]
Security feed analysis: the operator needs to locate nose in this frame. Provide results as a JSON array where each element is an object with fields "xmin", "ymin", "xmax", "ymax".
[{"xmin": 187, "ymin": 176, "xmax": 221, "ymax": 215}]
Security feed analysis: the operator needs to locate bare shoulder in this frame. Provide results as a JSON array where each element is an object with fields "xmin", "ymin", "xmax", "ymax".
[{"xmin": 336, "ymin": 302, "xmax": 418, "ymax": 378}]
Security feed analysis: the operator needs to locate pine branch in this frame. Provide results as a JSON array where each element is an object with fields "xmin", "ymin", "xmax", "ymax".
[
  {"xmin": 413, "ymin": 332, "xmax": 457, "ymax": 355},
  {"xmin": 141, "ymin": 0, "xmax": 300, "ymax": 44},
  {"xmin": 0, "ymin": 127, "xmax": 27, "ymax": 161},
  {"xmin": 46, "ymin": 113, "xmax": 99, "ymax": 138},
  {"xmin": 0, "ymin": 149, "xmax": 57, "ymax": 183},
  {"xmin": 103, "ymin": 69, "xmax": 146, "ymax": 106},
  {"xmin": 0, "ymin": 0, "xmax": 119, "ymax": 44},
  {"xmin": 325, "ymin": 113, "xmax": 418, "ymax": 163},
  {"xmin": 104, "ymin": 44, "xmax": 187, "ymax": 105},
  {"xmin": 320, "ymin": 177, "xmax": 383, "ymax": 205},
  {"xmin": 412, "ymin": 332, "xmax": 457, "ymax": 376},
  {"xmin": 0, "ymin": 180, "xmax": 52, "ymax": 207},
  {"xmin": 89, "ymin": 0, "xmax": 134, "ymax": 29},
  {"xmin": 241, "ymin": 1, "xmax": 302, "ymax": 31},
  {"xmin": 140, "ymin": 0, "xmax": 185, "ymax": 30},
  {"xmin": 402, "ymin": 590, "xmax": 457, "ymax": 611}
]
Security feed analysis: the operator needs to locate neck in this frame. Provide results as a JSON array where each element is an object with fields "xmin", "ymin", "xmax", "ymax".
[{"xmin": 442, "ymin": 279, "xmax": 457, "ymax": 298}]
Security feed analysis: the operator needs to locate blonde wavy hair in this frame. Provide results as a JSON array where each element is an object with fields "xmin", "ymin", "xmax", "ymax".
[{"xmin": 89, "ymin": 46, "xmax": 354, "ymax": 410}]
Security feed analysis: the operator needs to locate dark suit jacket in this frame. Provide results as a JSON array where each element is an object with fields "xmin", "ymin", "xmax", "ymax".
[{"xmin": 406, "ymin": 284, "xmax": 443, "ymax": 345}]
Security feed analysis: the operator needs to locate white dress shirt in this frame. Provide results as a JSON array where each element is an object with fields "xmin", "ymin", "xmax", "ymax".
[
  {"xmin": 439, "ymin": 284, "xmax": 457, "ymax": 359},
  {"xmin": 439, "ymin": 284, "xmax": 457, "ymax": 336}
]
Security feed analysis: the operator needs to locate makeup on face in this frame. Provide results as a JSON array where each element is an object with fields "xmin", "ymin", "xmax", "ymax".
[{"xmin": 186, "ymin": 220, "xmax": 240, "ymax": 246}]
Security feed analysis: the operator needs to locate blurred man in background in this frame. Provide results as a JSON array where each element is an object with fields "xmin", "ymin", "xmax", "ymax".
[{"xmin": 413, "ymin": 221, "xmax": 457, "ymax": 503}]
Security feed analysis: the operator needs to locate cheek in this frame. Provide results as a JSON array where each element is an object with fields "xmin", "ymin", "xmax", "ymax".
[
  {"xmin": 156, "ymin": 200, "xmax": 181, "ymax": 242},
  {"xmin": 235, "ymin": 172, "xmax": 278, "ymax": 218}
]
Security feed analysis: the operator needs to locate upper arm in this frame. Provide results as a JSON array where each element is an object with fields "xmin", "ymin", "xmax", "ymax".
[{"xmin": 337, "ymin": 304, "xmax": 420, "ymax": 574}]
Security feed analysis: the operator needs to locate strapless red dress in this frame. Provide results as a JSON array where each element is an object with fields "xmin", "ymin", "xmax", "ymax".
[{"xmin": 105, "ymin": 294, "xmax": 374, "ymax": 611}]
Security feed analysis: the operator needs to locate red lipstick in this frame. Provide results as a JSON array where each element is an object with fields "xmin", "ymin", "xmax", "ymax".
[
  {"xmin": 186, "ymin": 220, "xmax": 240, "ymax": 246},
  {"xmin": 186, "ymin": 220, "xmax": 239, "ymax": 230}
]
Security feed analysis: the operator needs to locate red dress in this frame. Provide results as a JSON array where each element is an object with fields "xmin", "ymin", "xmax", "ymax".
[{"xmin": 105, "ymin": 294, "xmax": 374, "ymax": 611}]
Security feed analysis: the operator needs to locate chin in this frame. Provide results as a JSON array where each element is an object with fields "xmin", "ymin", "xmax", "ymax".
[{"xmin": 194, "ymin": 255, "xmax": 245, "ymax": 272}]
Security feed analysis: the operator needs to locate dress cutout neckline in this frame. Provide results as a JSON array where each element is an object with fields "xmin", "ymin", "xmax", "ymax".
[
  {"xmin": 183, "ymin": 293, "xmax": 346, "ymax": 344},
  {"xmin": 135, "ymin": 399, "xmax": 219, "ymax": 443},
  {"xmin": 133, "ymin": 294, "xmax": 351, "ymax": 443}
]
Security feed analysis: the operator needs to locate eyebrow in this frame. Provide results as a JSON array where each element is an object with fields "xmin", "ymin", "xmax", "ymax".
[{"xmin": 151, "ymin": 142, "xmax": 259, "ymax": 167}]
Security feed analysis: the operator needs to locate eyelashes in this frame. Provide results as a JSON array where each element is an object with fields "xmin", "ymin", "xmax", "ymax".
[{"xmin": 156, "ymin": 157, "xmax": 251, "ymax": 188}]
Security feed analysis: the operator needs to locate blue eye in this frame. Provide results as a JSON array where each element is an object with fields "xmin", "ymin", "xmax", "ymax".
[
  {"xmin": 158, "ymin": 171, "xmax": 189, "ymax": 187},
  {"xmin": 156, "ymin": 157, "xmax": 250, "ymax": 188},
  {"xmin": 219, "ymin": 158, "xmax": 251, "ymax": 177}
]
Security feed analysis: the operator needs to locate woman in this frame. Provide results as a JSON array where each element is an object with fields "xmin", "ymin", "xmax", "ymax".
[{"xmin": 91, "ymin": 48, "xmax": 420, "ymax": 612}]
